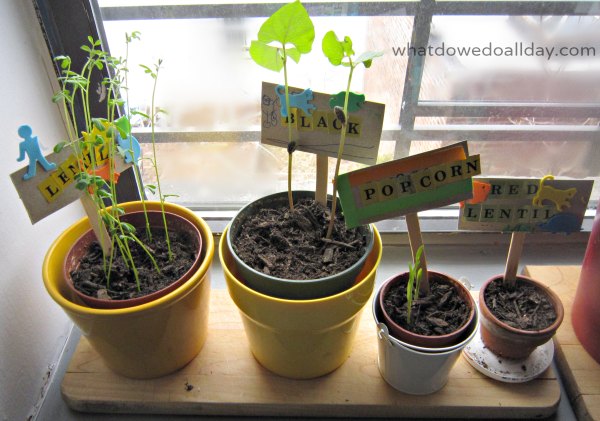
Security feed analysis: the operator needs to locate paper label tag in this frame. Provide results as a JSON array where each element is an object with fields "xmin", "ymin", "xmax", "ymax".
[
  {"xmin": 337, "ymin": 141, "xmax": 480, "ymax": 227},
  {"xmin": 260, "ymin": 81, "xmax": 384, "ymax": 165},
  {"xmin": 458, "ymin": 177, "xmax": 593, "ymax": 233}
]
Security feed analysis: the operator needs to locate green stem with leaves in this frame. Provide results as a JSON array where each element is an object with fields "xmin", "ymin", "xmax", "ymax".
[{"xmin": 141, "ymin": 59, "xmax": 173, "ymax": 260}]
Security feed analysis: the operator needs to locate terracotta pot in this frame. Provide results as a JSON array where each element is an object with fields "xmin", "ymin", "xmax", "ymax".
[
  {"xmin": 220, "ymin": 225, "xmax": 382, "ymax": 379},
  {"xmin": 43, "ymin": 201, "xmax": 214, "ymax": 379},
  {"xmin": 378, "ymin": 271, "xmax": 476, "ymax": 348},
  {"xmin": 64, "ymin": 210, "xmax": 202, "ymax": 309},
  {"xmin": 479, "ymin": 274, "xmax": 564, "ymax": 360},
  {"xmin": 226, "ymin": 190, "xmax": 374, "ymax": 299},
  {"xmin": 572, "ymin": 205, "xmax": 600, "ymax": 364}
]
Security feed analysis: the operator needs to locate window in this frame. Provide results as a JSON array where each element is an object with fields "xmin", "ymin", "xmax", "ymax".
[{"xmin": 36, "ymin": 0, "xmax": 600, "ymax": 227}]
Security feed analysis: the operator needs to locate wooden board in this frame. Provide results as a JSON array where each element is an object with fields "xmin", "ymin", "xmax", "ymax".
[
  {"xmin": 524, "ymin": 265, "xmax": 600, "ymax": 421},
  {"xmin": 61, "ymin": 290, "xmax": 559, "ymax": 418}
]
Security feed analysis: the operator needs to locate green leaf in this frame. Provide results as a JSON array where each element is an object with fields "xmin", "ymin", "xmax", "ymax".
[
  {"xmin": 97, "ymin": 189, "xmax": 112, "ymax": 198},
  {"xmin": 114, "ymin": 115, "xmax": 131, "ymax": 138},
  {"xmin": 249, "ymin": 40, "xmax": 284, "ymax": 72},
  {"xmin": 257, "ymin": 0, "xmax": 314, "ymax": 54},
  {"xmin": 286, "ymin": 47, "xmax": 301, "ymax": 64},
  {"xmin": 121, "ymin": 222, "xmax": 136, "ymax": 234},
  {"xmin": 92, "ymin": 118, "xmax": 105, "ymax": 132},
  {"xmin": 321, "ymin": 31, "xmax": 344, "ymax": 66},
  {"xmin": 132, "ymin": 110, "xmax": 150, "ymax": 119},
  {"xmin": 75, "ymin": 180, "xmax": 88, "ymax": 190},
  {"xmin": 354, "ymin": 51, "xmax": 383, "ymax": 67},
  {"xmin": 53, "ymin": 141, "xmax": 67, "ymax": 153}
]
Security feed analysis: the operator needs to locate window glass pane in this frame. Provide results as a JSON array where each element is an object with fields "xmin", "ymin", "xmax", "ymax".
[
  {"xmin": 99, "ymin": 4, "xmax": 413, "ymax": 207},
  {"xmin": 412, "ymin": 12, "xmax": 600, "ymax": 200},
  {"xmin": 420, "ymin": 15, "xmax": 600, "ymax": 102}
]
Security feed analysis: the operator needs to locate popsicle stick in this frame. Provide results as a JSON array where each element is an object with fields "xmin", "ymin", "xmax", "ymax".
[
  {"xmin": 504, "ymin": 232, "xmax": 526, "ymax": 289},
  {"xmin": 405, "ymin": 212, "xmax": 429, "ymax": 294},
  {"xmin": 80, "ymin": 194, "xmax": 112, "ymax": 255},
  {"xmin": 315, "ymin": 154, "xmax": 328, "ymax": 206}
]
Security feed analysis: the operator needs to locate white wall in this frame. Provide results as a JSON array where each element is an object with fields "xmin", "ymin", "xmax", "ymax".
[{"xmin": 0, "ymin": 1, "xmax": 84, "ymax": 420}]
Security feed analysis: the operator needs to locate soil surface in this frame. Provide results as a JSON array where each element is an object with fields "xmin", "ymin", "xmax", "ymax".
[
  {"xmin": 484, "ymin": 278, "xmax": 557, "ymax": 331},
  {"xmin": 383, "ymin": 274, "xmax": 471, "ymax": 336},
  {"xmin": 71, "ymin": 228, "xmax": 198, "ymax": 301},
  {"xmin": 232, "ymin": 197, "xmax": 368, "ymax": 280}
]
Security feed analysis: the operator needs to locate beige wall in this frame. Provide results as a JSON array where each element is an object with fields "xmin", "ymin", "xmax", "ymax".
[{"xmin": 0, "ymin": 1, "xmax": 84, "ymax": 419}]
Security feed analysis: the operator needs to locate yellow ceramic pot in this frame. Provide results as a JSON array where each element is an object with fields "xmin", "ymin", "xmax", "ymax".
[
  {"xmin": 220, "ymin": 225, "xmax": 382, "ymax": 379},
  {"xmin": 43, "ymin": 201, "xmax": 214, "ymax": 379}
]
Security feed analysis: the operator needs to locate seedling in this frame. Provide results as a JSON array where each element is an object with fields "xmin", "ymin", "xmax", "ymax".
[
  {"xmin": 406, "ymin": 244, "xmax": 424, "ymax": 325},
  {"xmin": 321, "ymin": 31, "xmax": 382, "ymax": 238},
  {"xmin": 52, "ymin": 36, "xmax": 166, "ymax": 289},
  {"xmin": 249, "ymin": 0, "xmax": 315, "ymax": 209}
]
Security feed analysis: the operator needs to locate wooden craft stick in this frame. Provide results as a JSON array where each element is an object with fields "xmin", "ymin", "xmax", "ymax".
[
  {"xmin": 316, "ymin": 154, "xmax": 328, "ymax": 206},
  {"xmin": 504, "ymin": 232, "xmax": 526, "ymax": 289},
  {"xmin": 406, "ymin": 212, "xmax": 429, "ymax": 294},
  {"xmin": 80, "ymin": 194, "xmax": 112, "ymax": 255}
]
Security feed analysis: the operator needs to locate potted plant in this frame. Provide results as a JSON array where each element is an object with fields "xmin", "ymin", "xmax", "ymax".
[
  {"xmin": 374, "ymin": 245, "xmax": 478, "ymax": 394},
  {"xmin": 41, "ymin": 35, "xmax": 214, "ymax": 378},
  {"xmin": 226, "ymin": 1, "xmax": 381, "ymax": 300},
  {"xmin": 220, "ymin": 0, "xmax": 384, "ymax": 379},
  {"xmin": 478, "ymin": 273, "xmax": 564, "ymax": 360}
]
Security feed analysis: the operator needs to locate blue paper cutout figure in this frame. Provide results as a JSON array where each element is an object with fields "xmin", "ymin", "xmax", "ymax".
[
  {"xmin": 16, "ymin": 125, "xmax": 56, "ymax": 180},
  {"xmin": 116, "ymin": 134, "xmax": 141, "ymax": 164},
  {"xmin": 329, "ymin": 91, "xmax": 366, "ymax": 113},
  {"xmin": 275, "ymin": 85, "xmax": 316, "ymax": 118},
  {"xmin": 537, "ymin": 213, "xmax": 581, "ymax": 234}
]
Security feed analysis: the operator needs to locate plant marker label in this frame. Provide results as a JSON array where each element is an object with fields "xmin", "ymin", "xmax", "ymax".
[
  {"xmin": 337, "ymin": 141, "xmax": 480, "ymax": 228},
  {"xmin": 10, "ymin": 126, "xmax": 131, "ymax": 224},
  {"xmin": 260, "ymin": 81, "xmax": 384, "ymax": 165},
  {"xmin": 459, "ymin": 176, "xmax": 593, "ymax": 233}
]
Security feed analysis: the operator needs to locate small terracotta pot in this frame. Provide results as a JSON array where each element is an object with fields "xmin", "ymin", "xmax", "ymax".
[
  {"xmin": 64, "ymin": 210, "xmax": 202, "ymax": 309},
  {"xmin": 479, "ymin": 274, "xmax": 564, "ymax": 360},
  {"xmin": 378, "ymin": 271, "xmax": 476, "ymax": 348}
]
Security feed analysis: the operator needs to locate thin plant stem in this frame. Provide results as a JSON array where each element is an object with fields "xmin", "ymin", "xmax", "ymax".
[
  {"xmin": 326, "ymin": 61, "xmax": 354, "ymax": 239},
  {"xmin": 282, "ymin": 46, "xmax": 294, "ymax": 210}
]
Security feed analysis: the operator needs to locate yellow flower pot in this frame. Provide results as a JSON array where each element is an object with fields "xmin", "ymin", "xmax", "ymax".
[
  {"xmin": 42, "ymin": 201, "xmax": 214, "ymax": 379},
  {"xmin": 220, "ymin": 225, "xmax": 382, "ymax": 379}
]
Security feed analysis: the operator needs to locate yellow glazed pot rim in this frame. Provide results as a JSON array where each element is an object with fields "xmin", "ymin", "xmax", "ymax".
[
  {"xmin": 219, "ymin": 224, "xmax": 382, "ymax": 305},
  {"xmin": 42, "ymin": 201, "xmax": 214, "ymax": 317}
]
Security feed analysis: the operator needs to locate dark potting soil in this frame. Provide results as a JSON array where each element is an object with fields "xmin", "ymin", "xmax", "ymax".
[
  {"xmin": 71, "ymin": 228, "xmax": 197, "ymax": 301},
  {"xmin": 382, "ymin": 274, "xmax": 471, "ymax": 336},
  {"xmin": 484, "ymin": 278, "xmax": 557, "ymax": 331},
  {"xmin": 232, "ymin": 197, "xmax": 368, "ymax": 280}
]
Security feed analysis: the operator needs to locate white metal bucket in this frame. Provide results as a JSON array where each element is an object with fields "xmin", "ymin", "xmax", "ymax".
[{"xmin": 373, "ymin": 284, "xmax": 479, "ymax": 395}]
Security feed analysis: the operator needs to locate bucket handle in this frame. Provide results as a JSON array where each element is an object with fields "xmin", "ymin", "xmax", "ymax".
[{"xmin": 377, "ymin": 322, "xmax": 395, "ymax": 347}]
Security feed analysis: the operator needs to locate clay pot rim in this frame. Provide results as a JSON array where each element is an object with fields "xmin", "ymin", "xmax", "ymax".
[
  {"xmin": 479, "ymin": 274, "xmax": 565, "ymax": 336},
  {"xmin": 63, "ymin": 210, "xmax": 203, "ymax": 309},
  {"xmin": 226, "ymin": 190, "xmax": 374, "ymax": 297},
  {"xmin": 378, "ymin": 270, "xmax": 477, "ymax": 346}
]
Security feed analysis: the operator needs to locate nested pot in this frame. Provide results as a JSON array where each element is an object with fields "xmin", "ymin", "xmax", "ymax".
[
  {"xmin": 221, "ymin": 225, "xmax": 382, "ymax": 379},
  {"xmin": 64, "ymin": 210, "xmax": 203, "ymax": 309},
  {"xmin": 379, "ymin": 271, "xmax": 477, "ymax": 348},
  {"xmin": 43, "ymin": 201, "xmax": 214, "ymax": 379},
  {"xmin": 226, "ymin": 190, "xmax": 374, "ymax": 299},
  {"xmin": 373, "ymin": 284, "xmax": 479, "ymax": 395},
  {"xmin": 479, "ymin": 274, "xmax": 564, "ymax": 360}
]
